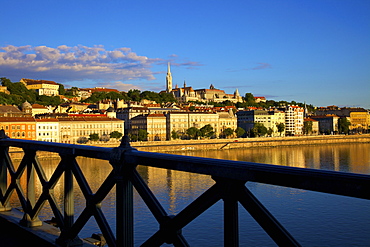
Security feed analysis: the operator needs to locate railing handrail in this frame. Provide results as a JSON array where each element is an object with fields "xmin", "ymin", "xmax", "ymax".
[
  {"xmin": 2, "ymin": 138, "xmax": 368, "ymax": 200},
  {"xmin": 1, "ymin": 137, "xmax": 369, "ymax": 247}
]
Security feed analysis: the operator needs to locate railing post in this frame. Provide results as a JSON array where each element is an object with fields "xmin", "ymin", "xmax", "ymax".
[
  {"xmin": 20, "ymin": 150, "xmax": 42, "ymax": 227},
  {"xmin": 57, "ymin": 154, "xmax": 83, "ymax": 246},
  {"xmin": 213, "ymin": 177, "xmax": 241, "ymax": 247},
  {"xmin": 110, "ymin": 136, "xmax": 137, "ymax": 247},
  {"xmin": 0, "ymin": 130, "xmax": 11, "ymax": 211}
]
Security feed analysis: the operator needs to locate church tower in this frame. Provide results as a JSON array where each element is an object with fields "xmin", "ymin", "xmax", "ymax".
[{"xmin": 166, "ymin": 62, "xmax": 172, "ymax": 93}]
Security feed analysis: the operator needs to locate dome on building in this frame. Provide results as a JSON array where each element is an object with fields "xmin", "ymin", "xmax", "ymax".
[{"xmin": 21, "ymin": 101, "xmax": 32, "ymax": 109}]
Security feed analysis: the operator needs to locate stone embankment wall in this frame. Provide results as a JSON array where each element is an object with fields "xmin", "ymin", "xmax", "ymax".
[
  {"xmin": 8, "ymin": 135, "xmax": 370, "ymax": 158},
  {"xmin": 130, "ymin": 134, "xmax": 370, "ymax": 152}
]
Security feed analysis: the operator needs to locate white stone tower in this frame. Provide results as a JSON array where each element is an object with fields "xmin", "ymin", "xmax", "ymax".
[{"xmin": 166, "ymin": 62, "xmax": 172, "ymax": 93}]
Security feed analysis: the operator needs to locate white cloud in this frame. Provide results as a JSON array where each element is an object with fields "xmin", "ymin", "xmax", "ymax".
[{"xmin": 0, "ymin": 45, "xmax": 157, "ymax": 82}]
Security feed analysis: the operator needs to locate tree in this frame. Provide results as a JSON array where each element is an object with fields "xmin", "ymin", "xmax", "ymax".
[
  {"xmin": 37, "ymin": 95, "xmax": 62, "ymax": 106},
  {"xmin": 89, "ymin": 133, "xmax": 99, "ymax": 141},
  {"xmin": 127, "ymin": 89, "xmax": 141, "ymax": 102},
  {"xmin": 171, "ymin": 130, "xmax": 180, "ymax": 140},
  {"xmin": 235, "ymin": 127, "xmax": 245, "ymax": 138},
  {"xmin": 251, "ymin": 123, "xmax": 268, "ymax": 137},
  {"xmin": 138, "ymin": 129, "xmax": 148, "ymax": 141},
  {"xmin": 58, "ymin": 83, "xmax": 65, "ymax": 95},
  {"xmin": 159, "ymin": 92, "xmax": 177, "ymax": 103},
  {"xmin": 338, "ymin": 117, "xmax": 350, "ymax": 134},
  {"xmin": 200, "ymin": 124, "xmax": 214, "ymax": 138},
  {"xmin": 244, "ymin": 93, "xmax": 255, "ymax": 104},
  {"xmin": 77, "ymin": 137, "xmax": 88, "ymax": 144},
  {"xmin": 65, "ymin": 87, "xmax": 80, "ymax": 96},
  {"xmin": 186, "ymin": 127, "xmax": 200, "ymax": 139},
  {"xmin": 222, "ymin": 128, "xmax": 234, "ymax": 138},
  {"xmin": 303, "ymin": 121, "xmax": 313, "ymax": 135},
  {"xmin": 267, "ymin": 127, "xmax": 273, "ymax": 137},
  {"xmin": 276, "ymin": 123, "xmax": 285, "ymax": 136},
  {"xmin": 100, "ymin": 134, "xmax": 110, "ymax": 142},
  {"xmin": 129, "ymin": 134, "xmax": 138, "ymax": 142},
  {"xmin": 110, "ymin": 131, "xmax": 123, "ymax": 139}
]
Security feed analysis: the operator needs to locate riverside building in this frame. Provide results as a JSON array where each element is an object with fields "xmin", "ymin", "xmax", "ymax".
[
  {"xmin": 166, "ymin": 111, "xmax": 219, "ymax": 140},
  {"xmin": 236, "ymin": 109, "xmax": 286, "ymax": 137},
  {"xmin": 130, "ymin": 113, "xmax": 167, "ymax": 141}
]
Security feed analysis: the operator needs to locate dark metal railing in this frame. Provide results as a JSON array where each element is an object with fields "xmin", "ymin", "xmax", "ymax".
[{"xmin": 0, "ymin": 131, "xmax": 369, "ymax": 247}]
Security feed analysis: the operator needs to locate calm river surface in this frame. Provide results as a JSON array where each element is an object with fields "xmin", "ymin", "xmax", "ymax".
[{"xmin": 11, "ymin": 143, "xmax": 370, "ymax": 246}]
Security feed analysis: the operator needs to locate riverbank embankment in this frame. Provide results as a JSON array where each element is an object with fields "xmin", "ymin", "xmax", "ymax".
[
  {"xmin": 129, "ymin": 134, "xmax": 370, "ymax": 152},
  {"xmin": 7, "ymin": 134, "xmax": 370, "ymax": 158}
]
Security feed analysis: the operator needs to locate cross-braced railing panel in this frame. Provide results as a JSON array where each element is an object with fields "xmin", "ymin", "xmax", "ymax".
[{"xmin": 1, "ymin": 134, "xmax": 370, "ymax": 247}]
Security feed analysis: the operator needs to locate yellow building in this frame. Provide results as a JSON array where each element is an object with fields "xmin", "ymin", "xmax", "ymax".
[
  {"xmin": 350, "ymin": 111, "xmax": 368, "ymax": 133},
  {"xmin": 0, "ymin": 86, "xmax": 10, "ymax": 94},
  {"xmin": 131, "ymin": 114, "xmax": 167, "ymax": 141},
  {"xmin": 166, "ymin": 111, "xmax": 219, "ymax": 139},
  {"xmin": 20, "ymin": 78, "xmax": 59, "ymax": 96},
  {"xmin": 237, "ymin": 110, "xmax": 286, "ymax": 137},
  {"xmin": 58, "ymin": 116, "xmax": 124, "ymax": 143},
  {"xmin": 217, "ymin": 109, "xmax": 237, "ymax": 134}
]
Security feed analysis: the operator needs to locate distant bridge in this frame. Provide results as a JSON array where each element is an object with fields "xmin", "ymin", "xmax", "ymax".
[{"xmin": 0, "ymin": 130, "xmax": 369, "ymax": 246}]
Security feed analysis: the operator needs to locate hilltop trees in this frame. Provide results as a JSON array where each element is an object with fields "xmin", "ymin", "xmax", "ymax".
[
  {"xmin": 0, "ymin": 77, "xmax": 62, "ymax": 106},
  {"xmin": 81, "ymin": 89, "xmax": 176, "ymax": 105}
]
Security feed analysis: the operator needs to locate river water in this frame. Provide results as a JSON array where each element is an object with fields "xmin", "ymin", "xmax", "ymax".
[{"xmin": 10, "ymin": 143, "xmax": 370, "ymax": 246}]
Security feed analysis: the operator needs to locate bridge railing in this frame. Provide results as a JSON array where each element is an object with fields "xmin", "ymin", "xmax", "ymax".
[{"xmin": 0, "ymin": 134, "xmax": 369, "ymax": 247}]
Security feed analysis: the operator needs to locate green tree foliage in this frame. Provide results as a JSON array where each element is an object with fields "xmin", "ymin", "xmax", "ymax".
[
  {"xmin": 127, "ymin": 89, "xmax": 141, "ymax": 102},
  {"xmin": 140, "ymin": 91, "xmax": 162, "ymax": 103},
  {"xmin": 129, "ymin": 134, "xmax": 138, "ymax": 142},
  {"xmin": 110, "ymin": 131, "xmax": 123, "ymax": 139},
  {"xmin": 186, "ymin": 127, "xmax": 200, "ymax": 139},
  {"xmin": 200, "ymin": 124, "xmax": 214, "ymax": 138},
  {"xmin": 138, "ymin": 129, "xmax": 148, "ymax": 141},
  {"xmin": 58, "ymin": 83, "xmax": 66, "ymax": 95},
  {"xmin": 222, "ymin": 128, "xmax": 234, "ymax": 138},
  {"xmin": 171, "ymin": 130, "xmax": 180, "ymax": 140},
  {"xmin": 267, "ymin": 127, "xmax": 273, "ymax": 136},
  {"xmin": 251, "ymin": 123, "xmax": 268, "ymax": 137},
  {"xmin": 244, "ymin": 93, "xmax": 255, "ymax": 104},
  {"xmin": 276, "ymin": 123, "xmax": 285, "ymax": 136},
  {"xmin": 77, "ymin": 137, "xmax": 89, "ymax": 144},
  {"xmin": 89, "ymin": 133, "xmax": 99, "ymax": 141},
  {"xmin": 338, "ymin": 117, "xmax": 350, "ymax": 134},
  {"xmin": 159, "ymin": 92, "xmax": 177, "ymax": 103},
  {"xmin": 83, "ymin": 91, "xmax": 124, "ymax": 103},
  {"xmin": 65, "ymin": 87, "xmax": 80, "ymax": 96},
  {"xmin": 37, "ymin": 95, "xmax": 62, "ymax": 106},
  {"xmin": 303, "ymin": 121, "xmax": 313, "ymax": 135},
  {"xmin": 235, "ymin": 127, "xmax": 246, "ymax": 137},
  {"xmin": 0, "ymin": 77, "xmax": 62, "ymax": 106}
]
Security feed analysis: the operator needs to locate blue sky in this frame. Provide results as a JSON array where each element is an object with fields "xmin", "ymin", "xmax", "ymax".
[{"xmin": 1, "ymin": 0, "xmax": 369, "ymax": 108}]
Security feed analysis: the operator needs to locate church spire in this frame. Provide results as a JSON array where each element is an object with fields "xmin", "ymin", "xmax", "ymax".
[{"xmin": 166, "ymin": 62, "xmax": 172, "ymax": 93}]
